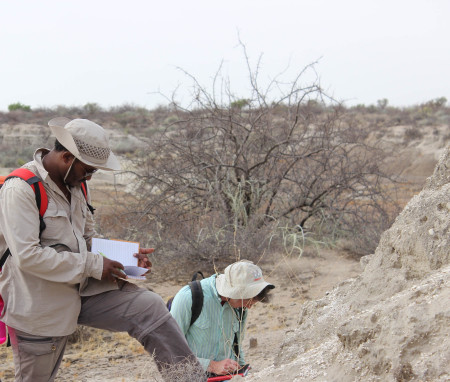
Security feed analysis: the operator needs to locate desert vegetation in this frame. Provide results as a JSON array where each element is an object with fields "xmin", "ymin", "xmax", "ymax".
[
  {"xmin": 119, "ymin": 72, "xmax": 404, "ymax": 265},
  {"xmin": 0, "ymin": 62, "xmax": 449, "ymax": 270}
]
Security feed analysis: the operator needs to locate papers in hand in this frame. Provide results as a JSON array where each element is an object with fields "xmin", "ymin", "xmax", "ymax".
[{"xmin": 92, "ymin": 238, "xmax": 148, "ymax": 280}]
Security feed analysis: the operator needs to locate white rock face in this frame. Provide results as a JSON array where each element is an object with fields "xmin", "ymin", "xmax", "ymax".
[{"xmin": 249, "ymin": 147, "xmax": 450, "ymax": 382}]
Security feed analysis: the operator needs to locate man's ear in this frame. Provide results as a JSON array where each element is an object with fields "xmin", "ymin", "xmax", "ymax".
[{"xmin": 61, "ymin": 151, "xmax": 75, "ymax": 164}]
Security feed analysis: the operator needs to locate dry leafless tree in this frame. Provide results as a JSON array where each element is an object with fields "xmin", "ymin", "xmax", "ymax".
[{"xmin": 121, "ymin": 45, "xmax": 398, "ymax": 263}]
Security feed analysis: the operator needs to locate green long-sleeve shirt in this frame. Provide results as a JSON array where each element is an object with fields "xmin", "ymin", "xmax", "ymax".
[{"xmin": 170, "ymin": 274, "xmax": 247, "ymax": 371}]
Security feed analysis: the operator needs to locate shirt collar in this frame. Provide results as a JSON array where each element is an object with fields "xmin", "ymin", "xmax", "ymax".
[
  {"xmin": 33, "ymin": 148, "xmax": 51, "ymax": 182},
  {"xmin": 33, "ymin": 148, "xmax": 69, "ymax": 197}
]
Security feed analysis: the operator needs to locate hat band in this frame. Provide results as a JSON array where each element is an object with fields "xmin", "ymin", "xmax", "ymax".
[{"xmin": 74, "ymin": 137, "xmax": 111, "ymax": 161}]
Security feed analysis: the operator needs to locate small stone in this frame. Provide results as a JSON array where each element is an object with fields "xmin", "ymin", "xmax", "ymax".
[
  {"xmin": 428, "ymin": 229, "xmax": 435, "ymax": 235},
  {"xmin": 249, "ymin": 337, "xmax": 258, "ymax": 348}
]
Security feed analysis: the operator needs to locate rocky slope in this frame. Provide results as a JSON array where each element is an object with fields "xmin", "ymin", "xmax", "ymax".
[{"xmin": 248, "ymin": 147, "xmax": 449, "ymax": 381}]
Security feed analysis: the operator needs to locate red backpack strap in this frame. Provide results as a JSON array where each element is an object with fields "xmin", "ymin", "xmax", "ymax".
[
  {"xmin": 80, "ymin": 180, "xmax": 88, "ymax": 200},
  {"xmin": 81, "ymin": 180, "xmax": 95, "ymax": 214},
  {"xmin": 6, "ymin": 168, "xmax": 48, "ymax": 219},
  {"xmin": 1, "ymin": 168, "xmax": 48, "ymax": 269}
]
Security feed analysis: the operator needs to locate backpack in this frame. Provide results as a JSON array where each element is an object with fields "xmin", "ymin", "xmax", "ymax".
[
  {"xmin": 167, "ymin": 271, "xmax": 205, "ymax": 327},
  {"xmin": 0, "ymin": 168, "xmax": 94, "ymax": 269}
]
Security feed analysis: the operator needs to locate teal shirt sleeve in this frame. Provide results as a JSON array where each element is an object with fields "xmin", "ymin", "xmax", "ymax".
[
  {"xmin": 170, "ymin": 286, "xmax": 211, "ymax": 371},
  {"xmin": 170, "ymin": 286, "xmax": 192, "ymax": 334}
]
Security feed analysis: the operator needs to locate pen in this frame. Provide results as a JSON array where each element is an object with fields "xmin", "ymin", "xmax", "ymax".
[{"xmin": 98, "ymin": 251, "xmax": 127, "ymax": 277}]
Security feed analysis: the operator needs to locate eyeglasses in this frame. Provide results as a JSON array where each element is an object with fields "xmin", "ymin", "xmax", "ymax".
[{"xmin": 78, "ymin": 160, "xmax": 98, "ymax": 177}]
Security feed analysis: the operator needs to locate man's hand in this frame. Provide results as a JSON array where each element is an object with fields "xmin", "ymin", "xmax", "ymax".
[
  {"xmin": 207, "ymin": 359, "xmax": 240, "ymax": 375},
  {"xmin": 133, "ymin": 248, "xmax": 154, "ymax": 271},
  {"xmin": 101, "ymin": 257, "xmax": 126, "ymax": 282}
]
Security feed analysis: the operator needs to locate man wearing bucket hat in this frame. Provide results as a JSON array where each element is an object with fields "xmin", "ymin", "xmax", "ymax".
[
  {"xmin": 0, "ymin": 118, "xmax": 204, "ymax": 382},
  {"xmin": 170, "ymin": 260, "xmax": 275, "ymax": 377}
]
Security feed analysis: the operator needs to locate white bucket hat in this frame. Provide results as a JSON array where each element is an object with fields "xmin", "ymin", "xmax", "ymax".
[
  {"xmin": 48, "ymin": 117, "xmax": 120, "ymax": 171},
  {"xmin": 216, "ymin": 260, "xmax": 275, "ymax": 299}
]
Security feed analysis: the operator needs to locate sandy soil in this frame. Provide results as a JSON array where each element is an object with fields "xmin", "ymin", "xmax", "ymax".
[{"xmin": 0, "ymin": 249, "xmax": 361, "ymax": 382}]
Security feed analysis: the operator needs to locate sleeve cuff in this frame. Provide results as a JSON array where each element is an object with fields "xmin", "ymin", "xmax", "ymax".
[
  {"xmin": 198, "ymin": 357, "xmax": 211, "ymax": 371},
  {"xmin": 86, "ymin": 252, "xmax": 104, "ymax": 280}
]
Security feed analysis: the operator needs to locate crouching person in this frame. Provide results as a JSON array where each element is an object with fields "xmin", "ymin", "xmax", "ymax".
[{"xmin": 170, "ymin": 260, "xmax": 275, "ymax": 378}]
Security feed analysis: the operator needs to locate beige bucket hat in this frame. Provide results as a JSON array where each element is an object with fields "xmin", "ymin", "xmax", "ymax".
[
  {"xmin": 216, "ymin": 260, "xmax": 275, "ymax": 299},
  {"xmin": 48, "ymin": 117, "xmax": 120, "ymax": 171}
]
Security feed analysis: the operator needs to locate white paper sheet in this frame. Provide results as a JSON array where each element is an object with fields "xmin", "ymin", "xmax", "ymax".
[
  {"xmin": 92, "ymin": 238, "xmax": 139, "ymax": 266},
  {"xmin": 92, "ymin": 238, "xmax": 147, "ymax": 280}
]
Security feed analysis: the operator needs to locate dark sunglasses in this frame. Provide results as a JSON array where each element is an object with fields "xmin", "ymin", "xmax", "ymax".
[{"xmin": 77, "ymin": 160, "xmax": 98, "ymax": 177}]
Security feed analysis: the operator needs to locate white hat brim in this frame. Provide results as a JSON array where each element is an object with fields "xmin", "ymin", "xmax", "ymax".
[{"xmin": 216, "ymin": 274, "xmax": 275, "ymax": 299}]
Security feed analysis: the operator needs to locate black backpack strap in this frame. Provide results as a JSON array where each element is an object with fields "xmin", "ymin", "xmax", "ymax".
[
  {"xmin": 233, "ymin": 333, "xmax": 239, "ymax": 360},
  {"xmin": 0, "ymin": 248, "xmax": 11, "ymax": 269},
  {"xmin": 191, "ymin": 271, "xmax": 204, "ymax": 281},
  {"xmin": 233, "ymin": 308, "xmax": 244, "ymax": 359},
  {"xmin": 188, "ymin": 280, "xmax": 204, "ymax": 326}
]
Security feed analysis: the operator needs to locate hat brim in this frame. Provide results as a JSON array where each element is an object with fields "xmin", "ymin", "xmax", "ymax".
[
  {"xmin": 216, "ymin": 274, "xmax": 275, "ymax": 299},
  {"xmin": 48, "ymin": 118, "xmax": 121, "ymax": 171}
]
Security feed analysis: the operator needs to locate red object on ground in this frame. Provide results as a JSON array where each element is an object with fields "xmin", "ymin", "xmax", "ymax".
[{"xmin": 0, "ymin": 295, "xmax": 6, "ymax": 344}]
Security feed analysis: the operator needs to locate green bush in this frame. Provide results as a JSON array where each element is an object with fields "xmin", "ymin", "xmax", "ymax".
[
  {"xmin": 8, "ymin": 102, "xmax": 31, "ymax": 112},
  {"xmin": 230, "ymin": 99, "xmax": 250, "ymax": 109}
]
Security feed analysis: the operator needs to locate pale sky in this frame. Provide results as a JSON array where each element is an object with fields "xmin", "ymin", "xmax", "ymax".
[{"xmin": 1, "ymin": 0, "xmax": 449, "ymax": 111}]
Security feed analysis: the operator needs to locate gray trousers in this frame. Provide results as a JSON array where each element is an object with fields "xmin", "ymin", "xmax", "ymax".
[{"xmin": 10, "ymin": 282, "xmax": 205, "ymax": 382}]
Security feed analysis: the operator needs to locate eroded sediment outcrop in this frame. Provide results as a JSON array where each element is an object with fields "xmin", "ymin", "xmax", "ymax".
[{"xmin": 249, "ymin": 147, "xmax": 449, "ymax": 382}]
